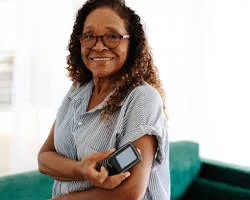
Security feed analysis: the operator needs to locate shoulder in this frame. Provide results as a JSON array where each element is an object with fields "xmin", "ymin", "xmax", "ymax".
[
  {"xmin": 122, "ymin": 82, "xmax": 163, "ymax": 110},
  {"xmin": 128, "ymin": 82, "xmax": 162, "ymax": 103},
  {"xmin": 65, "ymin": 81, "xmax": 80, "ymax": 94}
]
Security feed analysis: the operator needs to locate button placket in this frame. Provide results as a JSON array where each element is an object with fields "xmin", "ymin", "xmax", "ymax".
[
  {"xmin": 72, "ymin": 100, "xmax": 84, "ymax": 132},
  {"xmin": 72, "ymin": 101, "xmax": 80, "ymax": 128}
]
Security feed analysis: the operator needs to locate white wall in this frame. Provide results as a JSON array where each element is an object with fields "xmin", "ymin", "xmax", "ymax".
[
  {"xmin": 133, "ymin": 0, "xmax": 250, "ymax": 167},
  {"xmin": 1, "ymin": 0, "xmax": 76, "ymax": 174},
  {"xmin": 0, "ymin": 0, "xmax": 17, "ymax": 51}
]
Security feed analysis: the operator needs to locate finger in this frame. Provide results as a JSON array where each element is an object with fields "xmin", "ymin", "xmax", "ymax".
[
  {"xmin": 105, "ymin": 171, "xmax": 131, "ymax": 189},
  {"xmin": 89, "ymin": 148, "xmax": 116, "ymax": 162},
  {"xmin": 115, "ymin": 171, "xmax": 131, "ymax": 182},
  {"xmin": 85, "ymin": 166, "xmax": 109, "ymax": 185},
  {"xmin": 98, "ymin": 166, "xmax": 109, "ymax": 184}
]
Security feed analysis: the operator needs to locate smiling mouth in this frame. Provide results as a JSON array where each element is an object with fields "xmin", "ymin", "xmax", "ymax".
[{"xmin": 90, "ymin": 57, "xmax": 114, "ymax": 61}]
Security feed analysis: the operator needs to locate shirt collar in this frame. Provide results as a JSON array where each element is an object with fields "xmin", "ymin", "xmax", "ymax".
[
  {"xmin": 69, "ymin": 80, "xmax": 125, "ymax": 113},
  {"xmin": 68, "ymin": 80, "xmax": 94, "ymax": 102}
]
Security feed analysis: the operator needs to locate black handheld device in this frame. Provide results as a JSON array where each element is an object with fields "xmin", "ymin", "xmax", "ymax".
[{"xmin": 97, "ymin": 143, "xmax": 142, "ymax": 176}]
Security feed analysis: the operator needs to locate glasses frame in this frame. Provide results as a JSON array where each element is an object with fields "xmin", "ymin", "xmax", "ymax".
[{"xmin": 79, "ymin": 32, "xmax": 130, "ymax": 49}]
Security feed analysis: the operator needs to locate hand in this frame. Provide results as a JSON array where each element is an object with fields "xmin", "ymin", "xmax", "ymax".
[{"xmin": 77, "ymin": 149, "xmax": 130, "ymax": 189}]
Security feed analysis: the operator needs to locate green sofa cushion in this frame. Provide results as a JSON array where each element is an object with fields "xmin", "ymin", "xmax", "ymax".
[
  {"xmin": 182, "ymin": 177, "xmax": 250, "ymax": 200},
  {"xmin": 0, "ymin": 171, "xmax": 53, "ymax": 200},
  {"xmin": 170, "ymin": 141, "xmax": 201, "ymax": 200}
]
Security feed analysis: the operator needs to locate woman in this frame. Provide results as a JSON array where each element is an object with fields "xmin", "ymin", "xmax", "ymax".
[{"xmin": 38, "ymin": 0, "xmax": 170, "ymax": 199}]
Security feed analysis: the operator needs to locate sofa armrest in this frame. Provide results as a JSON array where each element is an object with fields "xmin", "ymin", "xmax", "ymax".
[
  {"xmin": 170, "ymin": 141, "xmax": 201, "ymax": 200},
  {"xmin": 199, "ymin": 159, "xmax": 250, "ymax": 189}
]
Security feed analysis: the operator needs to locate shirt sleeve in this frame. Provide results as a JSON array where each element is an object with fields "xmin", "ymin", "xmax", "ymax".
[{"xmin": 118, "ymin": 84, "xmax": 168, "ymax": 167}]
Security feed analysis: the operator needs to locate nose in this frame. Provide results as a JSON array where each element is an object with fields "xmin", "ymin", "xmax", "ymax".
[{"xmin": 92, "ymin": 36, "xmax": 108, "ymax": 51}]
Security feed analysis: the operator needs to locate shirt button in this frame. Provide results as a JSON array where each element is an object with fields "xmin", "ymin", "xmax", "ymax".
[{"xmin": 78, "ymin": 121, "xmax": 82, "ymax": 126}]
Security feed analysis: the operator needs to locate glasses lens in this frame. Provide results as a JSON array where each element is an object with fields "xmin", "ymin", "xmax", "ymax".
[
  {"xmin": 103, "ymin": 33, "xmax": 120, "ymax": 48},
  {"xmin": 80, "ymin": 34, "xmax": 96, "ymax": 48}
]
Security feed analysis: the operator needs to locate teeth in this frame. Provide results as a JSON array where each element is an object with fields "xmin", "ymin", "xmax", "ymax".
[{"xmin": 92, "ymin": 57, "xmax": 112, "ymax": 61}]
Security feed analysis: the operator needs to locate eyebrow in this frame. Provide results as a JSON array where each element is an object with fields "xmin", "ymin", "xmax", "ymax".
[{"xmin": 83, "ymin": 25, "xmax": 122, "ymax": 33}]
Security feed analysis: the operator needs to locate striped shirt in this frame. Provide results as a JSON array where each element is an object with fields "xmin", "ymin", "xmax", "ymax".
[{"xmin": 53, "ymin": 80, "xmax": 170, "ymax": 199}]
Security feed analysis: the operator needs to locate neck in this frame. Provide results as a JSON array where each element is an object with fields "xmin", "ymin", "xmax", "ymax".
[{"xmin": 92, "ymin": 76, "xmax": 115, "ymax": 95}]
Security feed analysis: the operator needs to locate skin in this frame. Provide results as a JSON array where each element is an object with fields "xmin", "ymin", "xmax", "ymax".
[{"xmin": 38, "ymin": 7, "xmax": 157, "ymax": 200}]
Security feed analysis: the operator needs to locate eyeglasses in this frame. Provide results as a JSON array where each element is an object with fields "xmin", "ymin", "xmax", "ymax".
[{"xmin": 79, "ymin": 32, "xmax": 130, "ymax": 49}]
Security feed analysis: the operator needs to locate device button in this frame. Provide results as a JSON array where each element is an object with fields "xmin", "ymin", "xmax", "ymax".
[{"xmin": 78, "ymin": 121, "xmax": 83, "ymax": 126}]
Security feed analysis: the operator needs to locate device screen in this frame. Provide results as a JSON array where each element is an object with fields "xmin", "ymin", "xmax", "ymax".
[{"xmin": 116, "ymin": 146, "xmax": 137, "ymax": 168}]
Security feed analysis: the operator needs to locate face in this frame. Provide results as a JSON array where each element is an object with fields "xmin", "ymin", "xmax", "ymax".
[{"xmin": 81, "ymin": 7, "xmax": 130, "ymax": 79}]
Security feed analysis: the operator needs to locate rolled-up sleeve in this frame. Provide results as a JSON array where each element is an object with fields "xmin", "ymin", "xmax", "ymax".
[{"xmin": 118, "ymin": 84, "xmax": 168, "ymax": 167}]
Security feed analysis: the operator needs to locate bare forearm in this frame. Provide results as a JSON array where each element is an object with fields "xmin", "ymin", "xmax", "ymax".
[
  {"xmin": 52, "ymin": 179, "xmax": 143, "ymax": 200},
  {"xmin": 53, "ymin": 187, "xmax": 135, "ymax": 200},
  {"xmin": 38, "ymin": 151, "xmax": 84, "ymax": 181},
  {"xmin": 52, "ymin": 188, "xmax": 111, "ymax": 200}
]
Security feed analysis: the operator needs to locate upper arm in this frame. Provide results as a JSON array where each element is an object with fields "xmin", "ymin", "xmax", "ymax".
[
  {"xmin": 38, "ymin": 120, "xmax": 56, "ymax": 154},
  {"xmin": 114, "ymin": 135, "xmax": 157, "ymax": 199}
]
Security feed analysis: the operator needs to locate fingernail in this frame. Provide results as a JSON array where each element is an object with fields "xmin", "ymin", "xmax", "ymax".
[
  {"xmin": 110, "ymin": 148, "xmax": 116, "ymax": 152},
  {"xmin": 124, "ymin": 172, "xmax": 130, "ymax": 178}
]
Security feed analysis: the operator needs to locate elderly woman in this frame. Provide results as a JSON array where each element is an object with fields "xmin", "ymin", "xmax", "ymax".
[{"xmin": 38, "ymin": 0, "xmax": 170, "ymax": 199}]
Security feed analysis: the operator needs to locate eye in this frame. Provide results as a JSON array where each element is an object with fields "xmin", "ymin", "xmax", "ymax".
[
  {"xmin": 82, "ymin": 33, "xmax": 95, "ymax": 40},
  {"xmin": 106, "ymin": 33, "xmax": 120, "ymax": 40}
]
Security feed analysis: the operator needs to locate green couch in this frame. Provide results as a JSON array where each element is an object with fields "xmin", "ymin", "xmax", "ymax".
[{"xmin": 0, "ymin": 141, "xmax": 250, "ymax": 200}]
